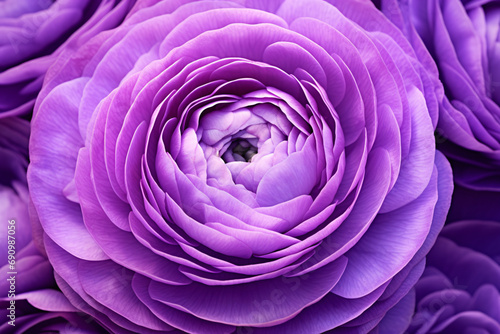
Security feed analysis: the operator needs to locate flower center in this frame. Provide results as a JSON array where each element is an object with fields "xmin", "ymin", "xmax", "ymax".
[{"xmin": 222, "ymin": 139, "xmax": 258, "ymax": 163}]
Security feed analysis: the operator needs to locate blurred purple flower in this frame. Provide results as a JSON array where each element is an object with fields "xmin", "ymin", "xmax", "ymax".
[
  {"xmin": 0, "ymin": 117, "xmax": 31, "ymax": 267},
  {"xmin": 28, "ymin": 0, "xmax": 453, "ymax": 333},
  {"xmin": 0, "ymin": 0, "xmax": 136, "ymax": 118},
  {"xmin": 385, "ymin": 0, "xmax": 500, "ymax": 193},
  {"xmin": 408, "ymin": 220, "xmax": 500, "ymax": 334},
  {"xmin": 0, "ymin": 241, "xmax": 108, "ymax": 334},
  {"xmin": 0, "ymin": 117, "xmax": 105, "ymax": 333}
]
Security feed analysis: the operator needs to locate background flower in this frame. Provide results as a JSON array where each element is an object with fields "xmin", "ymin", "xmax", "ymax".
[
  {"xmin": 0, "ymin": 117, "xmax": 31, "ymax": 267},
  {"xmin": 0, "ymin": 0, "xmax": 136, "ymax": 118},
  {"xmin": 380, "ymin": 0, "xmax": 500, "ymax": 220},
  {"xmin": 0, "ymin": 241, "xmax": 108, "ymax": 334},
  {"xmin": 29, "ymin": 0, "xmax": 452, "ymax": 333},
  {"xmin": 408, "ymin": 220, "xmax": 500, "ymax": 334},
  {"xmin": 0, "ymin": 117, "xmax": 105, "ymax": 333}
]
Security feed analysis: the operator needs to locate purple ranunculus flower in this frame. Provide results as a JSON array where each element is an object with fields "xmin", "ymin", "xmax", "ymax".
[
  {"xmin": 28, "ymin": 0, "xmax": 453, "ymax": 333},
  {"xmin": 408, "ymin": 220, "xmax": 500, "ymax": 333},
  {"xmin": 0, "ymin": 0, "xmax": 136, "ymax": 118},
  {"xmin": 385, "ymin": 0, "xmax": 500, "ymax": 194}
]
